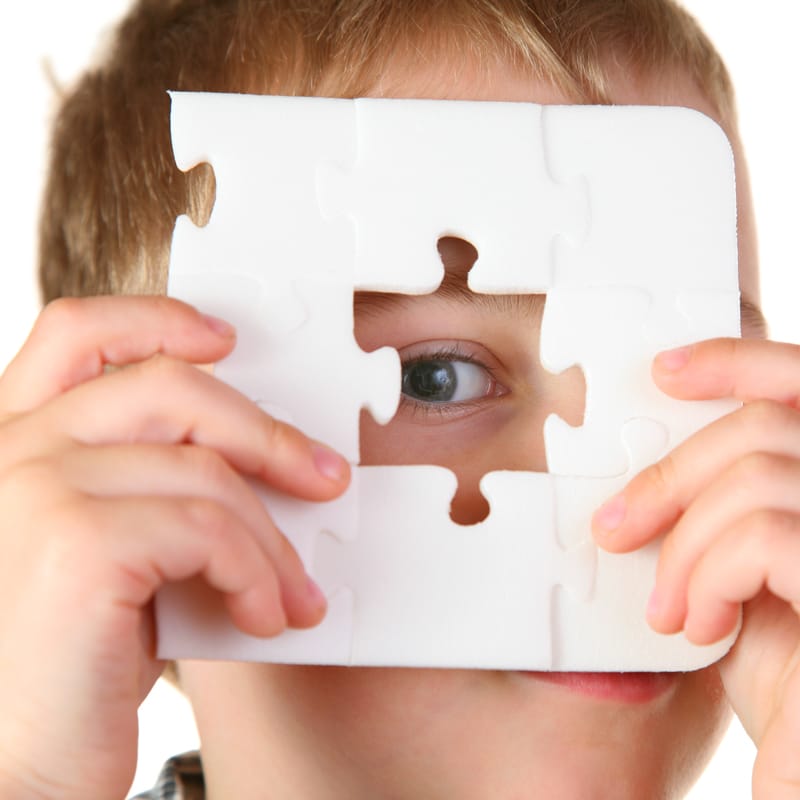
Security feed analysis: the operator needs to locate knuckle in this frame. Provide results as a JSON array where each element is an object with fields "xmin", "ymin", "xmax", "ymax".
[
  {"xmin": 641, "ymin": 454, "xmax": 679, "ymax": 500},
  {"xmin": 132, "ymin": 353, "xmax": 197, "ymax": 389},
  {"xmin": 257, "ymin": 413, "xmax": 295, "ymax": 456},
  {"xmin": 149, "ymin": 294, "xmax": 193, "ymax": 318},
  {"xmin": 146, "ymin": 294, "xmax": 179, "ymax": 316},
  {"xmin": 701, "ymin": 335, "xmax": 738, "ymax": 366},
  {"xmin": 740, "ymin": 398, "xmax": 793, "ymax": 433},
  {"xmin": 143, "ymin": 294, "xmax": 199, "ymax": 328},
  {"xmin": 183, "ymin": 497, "xmax": 235, "ymax": 545},
  {"xmin": 747, "ymin": 508, "xmax": 795, "ymax": 548},
  {"xmin": 182, "ymin": 498, "xmax": 264, "ymax": 579},
  {"xmin": 184, "ymin": 445, "xmax": 235, "ymax": 486},
  {"xmin": 139, "ymin": 352, "xmax": 184, "ymax": 379},
  {"xmin": 730, "ymin": 451, "xmax": 785, "ymax": 489},
  {"xmin": 721, "ymin": 336, "xmax": 745, "ymax": 359},
  {"xmin": 40, "ymin": 498, "xmax": 105, "ymax": 570},
  {"xmin": 37, "ymin": 297, "xmax": 86, "ymax": 335}
]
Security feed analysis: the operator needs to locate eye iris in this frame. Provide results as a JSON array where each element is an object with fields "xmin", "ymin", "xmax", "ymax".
[{"xmin": 403, "ymin": 360, "xmax": 457, "ymax": 402}]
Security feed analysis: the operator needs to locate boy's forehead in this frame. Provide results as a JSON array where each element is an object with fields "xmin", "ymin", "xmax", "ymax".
[
  {"xmin": 366, "ymin": 49, "xmax": 717, "ymax": 114},
  {"xmin": 364, "ymin": 51, "xmax": 571, "ymax": 105}
]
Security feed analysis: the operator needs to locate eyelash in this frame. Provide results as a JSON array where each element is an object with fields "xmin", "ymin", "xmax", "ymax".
[{"xmin": 399, "ymin": 344, "xmax": 500, "ymax": 418}]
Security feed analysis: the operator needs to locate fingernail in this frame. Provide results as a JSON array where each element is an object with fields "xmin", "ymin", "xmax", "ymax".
[
  {"xmin": 312, "ymin": 444, "xmax": 349, "ymax": 482},
  {"xmin": 306, "ymin": 576, "xmax": 328, "ymax": 610},
  {"xmin": 593, "ymin": 493, "xmax": 626, "ymax": 533},
  {"xmin": 202, "ymin": 313, "xmax": 236, "ymax": 337},
  {"xmin": 655, "ymin": 345, "xmax": 692, "ymax": 372}
]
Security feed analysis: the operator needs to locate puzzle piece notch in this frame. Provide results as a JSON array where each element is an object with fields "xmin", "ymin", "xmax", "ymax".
[
  {"xmin": 156, "ymin": 577, "xmax": 354, "ymax": 665},
  {"xmin": 312, "ymin": 466, "xmax": 595, "ymax": 669},
  {"xmin": 169, "ymin": 92, "xmax": 358, "ymax": 316},
  {"xmin": 550, "ymin": 419, "xmax": 739, "ymax": 671},
  {"xmin": 214, "ymin": 281, "xmax": 399, "ymax": 463},
  {"xmin": 544, "ymin": 104, "xmax": 737, "ymax": 293},
  {"xmin": 168, "ymin": 268, "xmax": 399, "ymax": 464},
  {"xmin": 157, "ymin": 474, "xmax": 363, "ymax": 665},
  {"xmin": 541, "ymin": 287, "xmax": 663, "ymax": 476},
  {"xmin": 167, "ymin": 262, "xmax": 308, "ymax": 348},
  {"xmin": 317, "ymin": 98, "xmax": 588, "ymax": 295},
  {"xmin": 672, "ymin": 289, "xmax": 742, "ymax": 344},
  {"xmin": 480, "ymin": 471, "xmax": 596, "ymax": 605},
  {"xmin": 541, "ymin": 285, "xmax": 740, "ymax": 477},
  {"xmin": 169, "ymin": 93, "xmax": 402, "ymax": 462}
]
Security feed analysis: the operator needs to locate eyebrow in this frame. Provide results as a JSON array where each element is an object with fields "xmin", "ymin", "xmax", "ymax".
[
  {"xmin": 354, "ymin": 282, "xmax": 545, "ymax": 318},
  {"xmin": 356, "ymin": 283, "xmax": 766, "ymax": 337}
]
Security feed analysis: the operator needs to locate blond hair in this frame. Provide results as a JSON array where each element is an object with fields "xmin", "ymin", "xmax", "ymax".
[{"xmin": 38, "ymin": 0, "xmax": 735, "ymax": 302}]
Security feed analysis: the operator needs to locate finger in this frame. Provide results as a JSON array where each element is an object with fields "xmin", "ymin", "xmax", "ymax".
[
  {"xmin": 0, "ymin": 296, "xmax": 236, "ymax": 413},
  {"xmin": 647, "ymin": 453, "xmax": 800, "ymax": 633},
  {"xmin": 52, "ymin": 443, "xmax": 325, "ymax": 627},
  {"xmin": 592, "ymin": 400, "xmax": 800, "ymax": 552},
  {"xmin": 652, "ymin": 337, "xmax": 800, "ymax": 406},
  {"xmin": 5, "ymin": 356, "xmax": 350, "ymax": 501},
  {"xmin": 752, "ymin": 658, "xmax": 800, "ymax": 799},
  {"xmin": 55, "ymin": 494, "xmax": 312, "ymax": 638},
  {"xmin": 676, "ymin": 510, "xmax": 800, "ymax": 643}
]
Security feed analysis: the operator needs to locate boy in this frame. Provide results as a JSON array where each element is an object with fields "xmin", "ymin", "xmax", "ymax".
[{"xmin": 1, "ymin": 1, "xmax": 798, "ymax": 798}]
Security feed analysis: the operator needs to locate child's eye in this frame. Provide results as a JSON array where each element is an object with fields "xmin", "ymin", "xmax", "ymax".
[{"xmin": 399, "ymin": 346, "xmax": 502, "ymax": 409}]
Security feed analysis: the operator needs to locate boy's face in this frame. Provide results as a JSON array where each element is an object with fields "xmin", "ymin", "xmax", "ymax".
[{"xmin": 179, "ymin": 53, "xmax": 761, "ymax": 796}]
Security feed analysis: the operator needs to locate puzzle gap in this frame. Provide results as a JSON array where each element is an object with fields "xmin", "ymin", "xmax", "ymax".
[
  {"xmin": 355, "ymin": 236, "xmax": 586, "ymax": 526},
  {"xmin": 183, "ymin": 161, "xmax": 216, "ymax": 229}
]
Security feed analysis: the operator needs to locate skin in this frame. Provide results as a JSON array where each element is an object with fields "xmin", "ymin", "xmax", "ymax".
[
  {"xmin": 0, "ymin": 49, "xmax": 797, "ymax": 800},
  {"xmin": 177, "ymin": 60, "xmax": 769, "ymax": 800}
]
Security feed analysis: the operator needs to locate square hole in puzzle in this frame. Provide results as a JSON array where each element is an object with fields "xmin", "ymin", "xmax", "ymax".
[{"xmin": 355, "ymin": 236, "xmax": 586, "ymax": 526}]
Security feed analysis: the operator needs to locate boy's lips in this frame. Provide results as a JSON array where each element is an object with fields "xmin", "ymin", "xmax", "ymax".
[{"xmin": 520, "ymin": 671, "xmax": 679, "ymax": 703}]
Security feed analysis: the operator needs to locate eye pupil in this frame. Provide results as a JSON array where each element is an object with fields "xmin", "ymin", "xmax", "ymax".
[{"xmin": 402, "ymin": 359, "xmax": 457, "ymax": 402}]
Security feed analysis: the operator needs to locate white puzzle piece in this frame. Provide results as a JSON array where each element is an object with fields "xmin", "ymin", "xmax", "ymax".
[
  {"xmin": 540, "ymin": 286, "xmax": 739, "ymax": 477},
  {"xmin": 318, "ymin": 99, "xmax": 589, "ymax": 293},
  {"xmin": 159, "ymin": 93, "xmax": 741, "ymax": 671}
]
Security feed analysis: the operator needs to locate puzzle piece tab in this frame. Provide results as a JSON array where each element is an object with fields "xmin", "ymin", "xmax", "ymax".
[
  {"xmin": 541, "ymin": 286, "xmax": 740, "ymax": 477},
  {"xmin": 318, "ymin": 98, "xmax": 588, "ymax": 295},
  {"xmin": 551, "ymin": 420, "xmax": 739, "ymax": 670},
  {"xmin": 167, "ymin": 93, "xmax": 400, "ymax": 461},
  {"xmin": 161, "ymin": 94, "xmax": 740, "ymax": 672},
  {"xmin": 544, "ymin": 105, "xmax": 737, "ymax": 293},
  {"xmin": 311, "ymin": 467, "xmax": 593, "ymax": 668}
]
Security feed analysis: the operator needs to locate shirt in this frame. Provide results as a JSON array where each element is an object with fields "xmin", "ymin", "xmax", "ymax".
[{"xmin": 130, "ymin": 752, "xmax": 205, "ymax": 800}]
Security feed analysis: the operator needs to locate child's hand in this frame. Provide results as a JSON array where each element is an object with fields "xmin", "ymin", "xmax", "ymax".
[
  {"xmin": 0, "ymin": 297, "xmax": 348, "ymax": 800},
  {"xmin": 592, "ymin": 338, "xmax": 800, "ymax": 799}
]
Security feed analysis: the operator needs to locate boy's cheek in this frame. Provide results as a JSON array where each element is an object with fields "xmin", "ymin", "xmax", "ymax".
[{"xmin": 358, "ymin": 400, "xmax": 542, "ymax": 468}]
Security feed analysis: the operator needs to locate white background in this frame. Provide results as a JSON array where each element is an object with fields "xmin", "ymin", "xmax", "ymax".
[{"xmin": 3, "ymin": 2, "xmax": 798, "ymax": 797}]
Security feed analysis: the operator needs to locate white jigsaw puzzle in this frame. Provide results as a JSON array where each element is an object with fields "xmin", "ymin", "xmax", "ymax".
[{"xmin": 158, "ymin": 92, "xmax": 741, "ymax": 671}]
